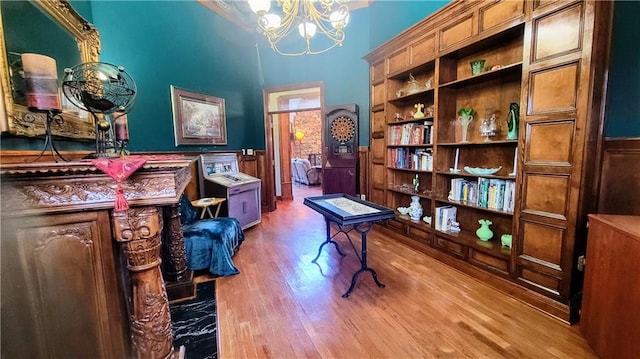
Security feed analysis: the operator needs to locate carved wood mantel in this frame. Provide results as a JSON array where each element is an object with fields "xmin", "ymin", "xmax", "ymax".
[{"xmin": 0, "ymin": 157, "xmax": 194, "ymax": 358}]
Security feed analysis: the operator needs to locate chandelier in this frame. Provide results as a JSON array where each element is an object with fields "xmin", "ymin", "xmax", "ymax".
[{"xmin": 248, "ymin": 0, "xmax": 350, "ymax": 56}]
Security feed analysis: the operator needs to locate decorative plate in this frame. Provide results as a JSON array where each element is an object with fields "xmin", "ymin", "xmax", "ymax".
[
  {"xmin": 330, "ymin": 116, "xmax": 356, "ymax": 143},
  {"xmin": 464, "ymin": 166, "xmax": 502, "ymax": 175}
]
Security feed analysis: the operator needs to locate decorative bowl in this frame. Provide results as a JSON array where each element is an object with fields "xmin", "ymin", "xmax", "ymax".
[
  {"xmin": 464, "ymin": 166, "xmax": 502, "ymax": 175},
  {"xmin": 397, "ymin": 207, "xmax": 410, "ymax": 215}
]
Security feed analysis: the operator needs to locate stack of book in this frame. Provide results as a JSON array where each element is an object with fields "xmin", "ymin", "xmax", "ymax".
[{"xmin": 435, "ymin": 205, "xmax": 458, "ymax": 231}]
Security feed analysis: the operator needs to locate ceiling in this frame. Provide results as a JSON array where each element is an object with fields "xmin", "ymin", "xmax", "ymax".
[{"xmin": 197, "ymin": 0, "xmax": 372, "ymax": 33}]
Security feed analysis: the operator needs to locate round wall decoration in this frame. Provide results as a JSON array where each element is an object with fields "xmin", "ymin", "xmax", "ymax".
[{"xmin": 330, "ymin": 116, "xmax": 356, "ymax": 143}]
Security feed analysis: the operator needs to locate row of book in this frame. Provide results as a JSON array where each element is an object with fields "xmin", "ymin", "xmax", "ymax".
[
  {"xmin": 389, "ymin": 148, "xmax": 433, "ymax": 171},
  {"xmin": 388, "ymin": 121, "xmax": 434, "ymax": 146},
  {"xmin": 448, "ymin": 177, "xmax": 515, "ymax": 212}
]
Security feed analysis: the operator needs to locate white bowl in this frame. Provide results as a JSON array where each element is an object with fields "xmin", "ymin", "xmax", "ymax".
[
  {"xmin": 464, "ymin": 166, "xmax": 502, "ymax": 175},
  {"xmin": 397, "ymin": 207, "xmax": 410, "ymax": 215}
]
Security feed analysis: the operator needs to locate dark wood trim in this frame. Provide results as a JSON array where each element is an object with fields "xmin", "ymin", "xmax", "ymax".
[
  {"xmin": 598, "ymin": 138, "xmax": 640, "ymax": 215},
  {"xmin": 0, "ymin": 150, "xmax": 92, "ymax": 163},
  {"xmin": 358, "ymin": 146, "xmax": 369, "ymax": 199}
]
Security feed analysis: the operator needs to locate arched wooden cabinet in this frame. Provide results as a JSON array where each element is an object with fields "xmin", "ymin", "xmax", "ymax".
[
  {"xmin": 364, "ymin": 0, "xmax": 612, "ymax": 323},
  {"xmin": 323, "ymin": 104, "xmax": 359, "ymax": 196}
]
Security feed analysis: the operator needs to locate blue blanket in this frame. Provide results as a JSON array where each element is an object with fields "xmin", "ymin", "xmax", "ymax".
[{"xmin": 180, "ymin": 196, "xmax": 245, "ymax": 276}]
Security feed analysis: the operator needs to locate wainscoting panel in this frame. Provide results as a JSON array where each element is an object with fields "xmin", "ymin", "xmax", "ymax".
[{"xmin": 598, "ymin": 138, "xmax": 640, "ymax": 215}]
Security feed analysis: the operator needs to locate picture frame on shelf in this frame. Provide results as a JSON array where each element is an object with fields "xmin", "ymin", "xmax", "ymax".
[{"xmin": 170, "ymin": 85, "xmax": 227, "ymax": 145}]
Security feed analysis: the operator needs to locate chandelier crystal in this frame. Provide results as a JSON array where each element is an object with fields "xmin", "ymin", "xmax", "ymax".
[{"xmin": 248, "ymin": 0, "xmax": 350, "ymax": 56}]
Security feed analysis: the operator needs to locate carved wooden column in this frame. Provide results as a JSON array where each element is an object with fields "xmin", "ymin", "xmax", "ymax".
[
  {"xmin": 162, "ymin": 203, "xmax": 190, "ymax": 282},
  {"xmin": 112, "ymin": 207, "xmax": 173, "ymax": 359}
]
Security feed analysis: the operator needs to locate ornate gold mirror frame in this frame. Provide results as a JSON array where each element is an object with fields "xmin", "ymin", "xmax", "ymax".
[{"xmin": 0, "ymin": 0, "xmax": 100, "ymax": 140}]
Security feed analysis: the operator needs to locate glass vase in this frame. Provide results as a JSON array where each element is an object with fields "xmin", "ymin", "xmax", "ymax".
[
  {"xmin": 476, "ymin": 219, "xmax": 494, "ymax": 241},
  {"xmin": 458, "ymin": 114, "xmax": 473, "ymax": 143}
]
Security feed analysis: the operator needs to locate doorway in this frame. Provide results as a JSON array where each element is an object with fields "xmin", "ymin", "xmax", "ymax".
[{"xmin": 263, "ymin": 82, "xmax": 324, "ymax": 205}]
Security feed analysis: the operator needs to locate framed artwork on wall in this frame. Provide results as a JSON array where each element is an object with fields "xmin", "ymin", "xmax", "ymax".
[{"xmin": 170, "ymin": 85, "xmax": 227, "ymax": 145}]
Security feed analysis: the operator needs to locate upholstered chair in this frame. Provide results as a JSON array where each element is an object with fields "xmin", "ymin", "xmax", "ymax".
[{"xmin": 179, "ymin": 195, "xmax": 245, "ymax": 276}]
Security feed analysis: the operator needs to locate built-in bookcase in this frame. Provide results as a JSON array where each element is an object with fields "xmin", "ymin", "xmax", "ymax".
[{"xmin": 364, "ymin": 0, "xmax": 613, "ymax": 323}]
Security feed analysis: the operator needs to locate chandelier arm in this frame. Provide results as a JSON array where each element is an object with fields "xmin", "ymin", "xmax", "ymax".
[{"xmin": 256, "ymin": 0, "xmax": 349, "ymax": 56}]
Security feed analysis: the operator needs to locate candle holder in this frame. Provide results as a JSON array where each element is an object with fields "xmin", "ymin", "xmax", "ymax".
[
  {"xmin": 116, "ymin": 140, "xmax": 130, "ymax": 156},
  {"xmin": 27, "ymin": 110, "xmax": 69, "ymax": 162},
  {"xmin": 21, "ymin": 53, "xmax": 69, "ymax": 162},
  {"xmin": 450, "ymin": 147, "xmax": 461, "ymax": 173},
  {"xmin": 113, "ymin": 112, "xmax": 130, "ymax": 156}
]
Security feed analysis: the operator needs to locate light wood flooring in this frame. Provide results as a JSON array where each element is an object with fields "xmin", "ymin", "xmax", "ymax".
[{"xmin": 216, "ymin": 185, "xmax": 597, "ymax": 358}]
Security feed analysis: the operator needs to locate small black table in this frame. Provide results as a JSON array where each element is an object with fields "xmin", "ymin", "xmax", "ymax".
[{"xmin": 303, "ymin": 193, "xmax": 395, "ymax": 297}]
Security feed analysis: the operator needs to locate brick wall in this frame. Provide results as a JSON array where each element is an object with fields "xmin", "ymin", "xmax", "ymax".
[{"xmin": 291, "ymin": 110, "xmax": 321, "ymax": 164}]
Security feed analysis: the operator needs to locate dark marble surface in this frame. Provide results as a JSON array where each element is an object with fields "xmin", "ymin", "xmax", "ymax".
[{"xmin": 170, "ymin": 281, "xmax": 217, "ymax": 359}]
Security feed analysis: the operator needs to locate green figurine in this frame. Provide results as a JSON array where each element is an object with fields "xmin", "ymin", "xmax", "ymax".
[{"xmin": 506, "ymin": 103, "xmax": 519, "ymax": 140}]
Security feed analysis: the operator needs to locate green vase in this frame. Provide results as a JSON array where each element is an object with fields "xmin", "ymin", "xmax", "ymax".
[
  {"xmin": 470, "ymin": 59, "xmax": 485, "ymax": 75},
  {"xmin": 501, "ymin": 234, "xmax": 513, "ymax": 248},
  {"xmin": 476, "ymin": 219, "xmax": 493, "ymax": 241},
  {"xmin": 506, "ymin": 102, "xmax": 519, "ymax": 140}
]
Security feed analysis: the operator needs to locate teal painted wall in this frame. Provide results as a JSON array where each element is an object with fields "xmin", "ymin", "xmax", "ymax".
[
  {"xmin": 2, "ymin": 1, "xmax": 635, "ymax": 153},
  {"xmin": 604, "ymin": 0, "xmax": 640, "ymax": 138},
  {"xmin": 90, "ymin": 1, "xmax": 261, "ymax": 152}
]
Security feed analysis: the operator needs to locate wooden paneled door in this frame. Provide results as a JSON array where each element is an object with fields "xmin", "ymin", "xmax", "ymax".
[{"xmin": 277, "ymin": 112, "xmax": 294, "ymax": 201}]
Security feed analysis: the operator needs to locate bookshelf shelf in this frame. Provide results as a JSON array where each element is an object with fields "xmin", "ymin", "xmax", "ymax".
[
  {"xmin": 388, "ymin": 144, "xmax": 434, "ymax": 148},
  {"xmin": 388, "ymin": 117, "xmax": 434, "ymax": 125},
  {"xmin": 437, "ymin": 140, "xmax": 518, "ymax": 146},
  {"xmin": 394, "ymin": 214, "xmax": 432, "ymax": 229},
  {"xmin": 435, "ymin": 197, "xmax": 514, "ymax": 216},
  {"xmin": 437, "ymin": 171, "xmax": 516, "ymax": 180},
  {"xmin": 388, "ymin": 186, "xmax": 432, "ymax": 199},
  {"xmin": 389, "ymin": 88, "xmax": 435, "ymax": 103},
  {"xmin": 388, "ymin": 167, "xmax": 432, "ymax": 173},
  {"xmin": 439, "ymin": 62, "xmax": 523, "ymax": 89},
  {"xmin": 436, "ymin": 229, "xmax": 512, "ymax": 259}
]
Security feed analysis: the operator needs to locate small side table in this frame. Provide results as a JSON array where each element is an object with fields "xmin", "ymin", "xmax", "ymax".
[{"xmin": 190, "ymin": 197, "xmax": 226, "ymax": 219}]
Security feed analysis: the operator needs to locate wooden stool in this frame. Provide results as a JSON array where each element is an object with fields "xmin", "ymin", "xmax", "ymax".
[{"xmin": 190, "ymin": 197, "xmax": 226, "ymax": 219}]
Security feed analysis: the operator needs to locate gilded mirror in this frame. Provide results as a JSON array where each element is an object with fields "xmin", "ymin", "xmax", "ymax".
[{"xmin": 0, "ymin": 0, "xmax": 100, "ymax": 140}]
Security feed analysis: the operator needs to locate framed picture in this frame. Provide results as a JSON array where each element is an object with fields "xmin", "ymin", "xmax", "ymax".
[{"xmin": 170, "ymin": 85, "xmax": 227, "ymax": 145}]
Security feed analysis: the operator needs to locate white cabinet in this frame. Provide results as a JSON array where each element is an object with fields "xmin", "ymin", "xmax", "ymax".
[{"xmin": 198, "ymin": 154, "xmax": 262, "ymax": 229}]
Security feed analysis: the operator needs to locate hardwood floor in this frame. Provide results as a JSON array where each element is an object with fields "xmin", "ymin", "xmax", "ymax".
[{"xmin": 216, "ymin": 186, "xmax": 597, "ymax": 358}]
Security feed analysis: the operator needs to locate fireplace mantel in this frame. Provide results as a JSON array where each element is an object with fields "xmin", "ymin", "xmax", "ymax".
[{"xmin": 1, "ymin": 156, "xmax": 195, "ymax": 358}]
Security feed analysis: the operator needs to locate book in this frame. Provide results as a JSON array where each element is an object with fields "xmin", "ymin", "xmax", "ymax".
[
  {"xmin": 435, "ymin": 205, "xmax": 456, "ymax": 231},
  {"xmin": 442, "ymin": 206, "xmax": 457, "ymax": 231},
  {"xmin": 197, "ymin": 198, "xmax": 217, "ymax": 205}
]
